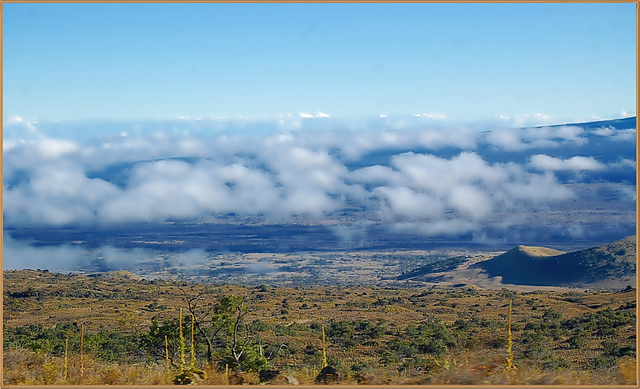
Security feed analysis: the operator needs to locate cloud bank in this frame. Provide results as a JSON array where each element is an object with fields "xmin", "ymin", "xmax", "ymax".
[{"xmin": 3, "ymin": 117, "xmax": 636, "ymax": 258}]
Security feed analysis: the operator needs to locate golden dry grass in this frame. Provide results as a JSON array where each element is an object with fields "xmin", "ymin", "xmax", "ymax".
[
  {"xmin": 518, "ymin": 246, "xmax": 566, "ymax": 257},
  {"xmin": 3, "ymin": 269, "xmax": 637, "ymax": 386}
]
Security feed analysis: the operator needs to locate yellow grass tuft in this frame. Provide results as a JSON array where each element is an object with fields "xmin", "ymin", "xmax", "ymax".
[
  {"xmin": 178, "ymin": 307, "xmax": 186, "ymax": 373},
  {"xmin": 506, "ymin": 299, "xmax": 515, "ymax": 370},
  {"xmin": 617, "ymin": 357, "xmax": 637, "ymax": 385},
  {"xmin": 80, "ymin": 324, "xmax": 85, "ymax": 380},
  {"xmin": 321, "ymin": 325, "xmax": 328, "ymax": 369},
  {"xmin": 190, "ymin": 314, "xmax": 196, "ymax": 369},
  {"xmin": 165, "ymin": 334, "xmax": 170, "ymax": 375}
]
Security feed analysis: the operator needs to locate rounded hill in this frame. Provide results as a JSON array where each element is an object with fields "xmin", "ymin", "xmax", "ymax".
[{"xmin": 471, "ymin": 236, "xmax": 636, "ymax": 289}]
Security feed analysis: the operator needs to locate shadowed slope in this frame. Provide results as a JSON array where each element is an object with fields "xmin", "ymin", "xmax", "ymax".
[{"xmin": 471, "ymin": 236, "xmax": 636, "ymax": 288}]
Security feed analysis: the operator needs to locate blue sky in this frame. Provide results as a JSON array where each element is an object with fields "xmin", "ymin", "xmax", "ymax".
[{"xmin": 3, "ymin": 2, "xmax": 636, "ymax": 125}]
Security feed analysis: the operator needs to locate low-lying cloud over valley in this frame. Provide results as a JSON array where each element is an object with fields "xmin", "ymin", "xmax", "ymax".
[{"xmin": 2, "ymin": 116, "xmax": 636, "ymax": 271}]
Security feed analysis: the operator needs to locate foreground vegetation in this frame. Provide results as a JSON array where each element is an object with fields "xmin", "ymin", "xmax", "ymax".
[{"xmin": 3, "ymin": 269, "xmax": 637, "ymax": 385}]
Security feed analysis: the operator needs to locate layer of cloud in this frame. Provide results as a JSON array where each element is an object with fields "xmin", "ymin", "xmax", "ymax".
[
  {"xmin": 2, "ymin": 234, "xmax": 87, "ymax": 272},
  {"xmin": 2, "ymin": 117, "xmax": 635, "ymax": 244},
  {"xmin": 2, "ymin": 233, "xmax": 209, "ymax": 273},
  {"xmin": 483, "ymin": 126, "xmax": 588, "ymax": 151},
  {"xmin": 592, "ymin": 126, "xmax": 636, "ymax": 141}
]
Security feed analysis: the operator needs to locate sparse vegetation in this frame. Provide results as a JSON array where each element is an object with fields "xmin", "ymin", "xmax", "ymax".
[{"xmin": 3, "ymin": 268, "xmax": 637, "ymax": 385}]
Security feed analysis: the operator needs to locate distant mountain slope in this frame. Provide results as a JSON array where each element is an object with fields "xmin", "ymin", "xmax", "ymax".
[
  {"xmin": 538, "ymin": 116, "xmax": 636, "ymax": 131},
  {"xmin": 471, "ymin": 236, "xmax": 636, "ymax": 289}
]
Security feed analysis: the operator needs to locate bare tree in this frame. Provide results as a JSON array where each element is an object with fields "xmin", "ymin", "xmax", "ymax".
[
  {"xmin": 230, "ymin": 299, "xmax": 251, "ymax": 367},
  {"xmin": 177, "ymin": 284, "xmax": 243, "ymax": 369}
]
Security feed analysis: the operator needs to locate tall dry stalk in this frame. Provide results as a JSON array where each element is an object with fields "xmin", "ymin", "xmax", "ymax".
[
  {"xmin": 179, "ymin": 308, "xmax": 186, "ymax": 373},
  {"xmin": 165, "ymin": 334, "xmax": 170, "ymax": 375},
  {"xmin": 63, "ymin": 336, "xmax": 69, "ymax": 380},
  {"xmin": 506, "ymin": 299, "xmax": 515, "ymax": 370},
  {"xmin": 80, "ymin": 324, "xmax": 85, "ymax": 379},
  {"xmin": 190, "ymin": 314, "xmax": 196, "ymax": 369},
  {"xmin": 321, "ymin": 325, "xmax": 328, "ymax": 368}
]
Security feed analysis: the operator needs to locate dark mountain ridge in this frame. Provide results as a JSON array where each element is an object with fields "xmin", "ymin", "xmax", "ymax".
[
  {"xmin": 471, "ymin": 235, "xmax": 636, "ymax": 289},
  {"xmin": 535, "ymin": 116, "xmax": 636, "ymax": 131}
]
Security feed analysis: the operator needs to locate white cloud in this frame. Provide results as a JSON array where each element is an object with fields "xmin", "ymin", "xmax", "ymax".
[
  {"xmin": 350, "ymin": 165, "xmax": 401, "ymax": 187},
  {"xmin": 608, "ymin": 158, "xmax": 636, "ymax": 170},
  {"xmin": 2, "ymin": 136, "xmax": 555, "ymax": 234},
  {"xmin": 609, "ymin": 128, "xmax": 635, "ymax": 142},
  {"xmin": 2, "ymin": 233, "xmax": 205, "ymax": 272},
  {"xmin": 3, "ymin": 162, "xmax": 121, "ymax": 225},
  {"xmin": 615, "ymin": 184, "xmax": 637, "ymax": 202},
  {"xmin": 415, "ymin": 127, "xmax": 477, "ymax": 149},
  {"xmin": 483, "ymin": 125, "xmax": 587, "ymax": 151},
  {"xmin": 374, "ymin": 186, "xmax": 444, "ymax": 220},
  {"xmin": 494, "ymin": 112, "xmax": 553, "ymax": 128},
  {"xmin": 484, "ymin": 128, "xmax": 526, "ymax": 151},
  {"xmin": 297, "ymin": 111, "xmax": 330, "ymax": 119},
  {"xmin": 413, "ymin": 112, "xmax": 446, "ymax": 120},
  {"xmin": 390, "ymin": 152, "xmax": 509, "ymax": 196},
  {"xmin": 174, "ymin": 249, "xmax": 207, "ymax": 269},
  {"xmin": 2, "ymin": 117, "xmax": 632, "ymax": 244},
  {"xmin": 392, "ymin": 219, "xmax": 478, "ymax": 237},
  {"xmin": 591, "ymin": 126, "xmax": 615, "ymax": 137},
  {"xmin": 503, "ymin": 172, "xmax": 575, "ymax": 203},
  {"xmin": 2, "ymin": 234, "xmax": 87, "ymax": 271},
  {"xmin": 4, "ymin": 115, "xmax": 24, "ymax": 125},
  {"xmin": 34, "ymin": 138, "xmax": 81, "ymax": 160},
  {"xmin": 447, "ymin": 184, "xmax": 493, "ymax": 220},
  {"xmin": 529, "ymin": 154, "xmax": 605, "ymax": 171},
  {"xmin": 347, "ymin": 151, "xmax": 578, "ymax": 235}
]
